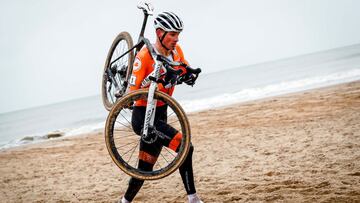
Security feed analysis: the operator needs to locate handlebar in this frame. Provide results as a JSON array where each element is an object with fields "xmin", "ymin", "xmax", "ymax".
[
  {"xmin": 156, "ymin": 55, "xmax": 201, "ymax": 75},
  {"xmin": 148, "ymin": 55, "xmax": 201, "ymax": 87}
]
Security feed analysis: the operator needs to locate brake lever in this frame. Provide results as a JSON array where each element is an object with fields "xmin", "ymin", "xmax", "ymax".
[
  {"xmin": 186, "ymin": 66, "xmax": 202, "ymax": 74},
  {"xmin": 186, "ymin": 67, "xmax": 201, "ymax": 87}
]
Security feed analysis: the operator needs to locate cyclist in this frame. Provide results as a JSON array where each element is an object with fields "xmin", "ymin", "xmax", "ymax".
[{"xmin": 119, "ymin": 12, "xmax": 203, "ymax": 203}]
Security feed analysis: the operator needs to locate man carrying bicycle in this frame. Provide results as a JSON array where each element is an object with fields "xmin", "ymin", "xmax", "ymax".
[{"xmin": 119, "ymin": 11, "xmax": 203, "ymax": 203}]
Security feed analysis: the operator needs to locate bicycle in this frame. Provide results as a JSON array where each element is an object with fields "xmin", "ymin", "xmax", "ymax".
[{"xmin": 104, "ymin": 1, "xmax": 201, "ymax": 180}]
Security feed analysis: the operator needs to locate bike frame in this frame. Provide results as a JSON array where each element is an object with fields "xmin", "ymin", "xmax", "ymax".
[
  {"xmin": 109, "ymin": 7, "xmax": 164, "ymax": 138},
  {"xmin": 109, "ymin": 12, "xmax": 148, "ymax": 68},
  {"xmin": 141, "ymin": 40, "xmax": 162, "ymax": 138},
  {"xmin": 107, "ymin": 10, "xmax": 149, "ymax": 95}
]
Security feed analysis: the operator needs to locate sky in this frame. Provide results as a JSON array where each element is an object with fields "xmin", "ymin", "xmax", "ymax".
[{"xmin": 1, "ymin": 0, "xmax": 360, "ymax": 113}]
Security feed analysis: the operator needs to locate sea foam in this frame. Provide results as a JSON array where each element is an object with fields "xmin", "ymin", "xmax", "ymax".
[{"xmin": 180, "ymin": 68, "xmax": 360, "ymax": 113}]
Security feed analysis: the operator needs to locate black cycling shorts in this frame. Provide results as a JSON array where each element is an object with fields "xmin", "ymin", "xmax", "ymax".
[{"xmin": 131, "ymin": 105, "xmax": 180, "ymax": 163}]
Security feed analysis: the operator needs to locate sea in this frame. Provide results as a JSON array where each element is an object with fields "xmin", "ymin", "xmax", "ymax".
[{"xmin": 1, "ymin": 44, "xmax": 360, "ymax": 150}]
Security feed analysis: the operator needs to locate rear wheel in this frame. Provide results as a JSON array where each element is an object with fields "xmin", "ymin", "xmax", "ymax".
[
  {"xmin": 102, "ymin": 31, "xmax": 134, "ymax": 111},
  {"xmin": 105, "ymin": 89, "xmax": 191, "ymax": 180}
]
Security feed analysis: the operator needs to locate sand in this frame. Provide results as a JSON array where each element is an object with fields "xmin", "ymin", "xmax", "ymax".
[{"xmin": 1, "ymin": 81, "xmax": 360, "ymax": 203}]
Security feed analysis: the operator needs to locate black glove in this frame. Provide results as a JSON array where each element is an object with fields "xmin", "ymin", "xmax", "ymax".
[
  {"xmin": 180, "ymin": 73, "xmax": 196, "ymax": 86},
  {"xmin": 162, "ymin": 72, "xmax": 178, "ymax": 88}
]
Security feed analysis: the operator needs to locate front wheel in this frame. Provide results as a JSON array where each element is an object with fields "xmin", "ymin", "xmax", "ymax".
[
  {"xmin": 105, "ymin": 89, "xmax": 191, "ymax": 180},
  {"xmin": 102, "ymin": 31, "xmax": 134, "ymax": 111}
]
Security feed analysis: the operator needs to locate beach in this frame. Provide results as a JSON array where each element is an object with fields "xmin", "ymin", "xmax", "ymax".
[{"xmin": 1, "ymin": 81, "xmax": 359, "ymax": 202}]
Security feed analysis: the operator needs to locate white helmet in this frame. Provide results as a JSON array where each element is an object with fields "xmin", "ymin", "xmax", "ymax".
[{"xmin": 154, "ymin": 12, "xmax": 184, "ymax": 32}]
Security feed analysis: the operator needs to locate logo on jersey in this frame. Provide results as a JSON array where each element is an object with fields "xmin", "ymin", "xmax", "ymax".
[
  {"xmin": 133, "ymin": 58, "xmax": 142, "ymax": 72},
  {"xmin": 129, "ymin": 75, "xmax": 137, "ymax": 86}
]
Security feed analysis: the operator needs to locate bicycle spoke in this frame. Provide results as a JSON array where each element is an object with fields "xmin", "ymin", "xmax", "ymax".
[
  {"xmin": 167, "ymin": 110, "xmax": 179, "ymax": 125},
  {"xmin": 127, "ymin": 141, "xmax": 139, "ymax": 164},
  {"xmin": 115, "ymin": 41, "xmax": 123, "ymax": 61},
  {"xmin": 119, "ymin": 111, "xmax": 132, "ymax": 126},
  {"xmin": 114, "ymin": 133, "xmax": 137, "ymax": 139},
  {"xmin": 167, "ymin": 111, "xmax": 176, "ymax": 118},
  {"xmin": 121, "ymin": 142, "xmax": 139, "ymax": 157},
  {"xmin": 159, "ymin": 151, "xmax": 169, "ymax": 164},
  {"xmin": 116, "ymin": 138, "xmax": 138, "ymax": 149},
  {"xmin": 116, "ymin": 121, "xmax": 133, "ymax": 131},
  {"xmin": 124, "ymin": 108, "xmax": 133, "ymax": 117},
  {"xmin": 109, "ymin": 89, "xmax": 115, "ymax": 104},
  {"xmin": 120, "ymin": 41, "xmax": 127, "ymax": 64},
  {"xmin": 155, "ymin": 158, "xmax": 162, "ymax": 170},
  {"xmin": 167, "ymin": 119, "xmax": 180, "ymax": 126},
  {"xmin": 119, "ymin": 46, "xmax": 125, "ymax": 66},
  {"xmin": 106, "ymin": 83, "xmax": 113, "ymax": 101},
  {"xmin": 163, "ymin": 146, "xmax": 176, "ymax": 158},
  {"xmin": 114, "ymin": 129, "xmax": 134, "ymax": 133},
  {"xmin": 116, "ymin": 42, "xmax": 123, "ymax": 65}
]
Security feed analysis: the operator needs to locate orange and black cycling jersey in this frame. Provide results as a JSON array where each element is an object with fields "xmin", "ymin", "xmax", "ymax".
[{"xmin": 128, "ymin": 44, "xmax": 188, "ymax": 106}]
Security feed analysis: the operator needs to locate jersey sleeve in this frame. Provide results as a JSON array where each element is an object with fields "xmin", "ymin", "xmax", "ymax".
[
  {"xmin": 175, "ymin": 44, "xmax": 189, "ymax": 66},
  {"xmin": 175, "ymin": 44, "xmax": 190, "ymax": 76},
  {"xmin": 129, "ymin": 56, "xmax": 147, "ymax": 92}
]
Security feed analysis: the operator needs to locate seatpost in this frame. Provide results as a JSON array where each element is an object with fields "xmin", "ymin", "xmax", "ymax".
[{"xmin": 136, "ymin": 12, "xmax": 149, "ymax": 51}]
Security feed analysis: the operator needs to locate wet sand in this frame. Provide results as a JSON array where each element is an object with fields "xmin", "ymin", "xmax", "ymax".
[{"xmin": 1, "ymin": 81, "xmax": 360, "ymax": 202}]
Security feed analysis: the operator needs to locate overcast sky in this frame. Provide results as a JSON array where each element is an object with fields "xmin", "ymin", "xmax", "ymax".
[{"xmin": 1, "ymin": 0, "xmax": 360, "ymax": 113}]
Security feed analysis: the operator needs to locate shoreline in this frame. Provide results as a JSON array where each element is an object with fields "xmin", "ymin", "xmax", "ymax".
[
  {"xmin": 1, "ymin": 80, "xmax": 359, "ymax": 153},
  {"xmin": 1, "ymin": 81, "xmax": 359, "ymax": 202}
]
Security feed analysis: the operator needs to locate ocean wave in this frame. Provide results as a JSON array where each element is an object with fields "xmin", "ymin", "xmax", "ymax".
[
  {"xmin": 65, "ymin": 121, "xmax": 105, "ymax": 136},
  {"xmin": 0, "ymin": 131, "xmax": 65, "ymax": 150},
  {"xmin": 0, "ymin": 122, "xmax": 105, "ymax": 150}
]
